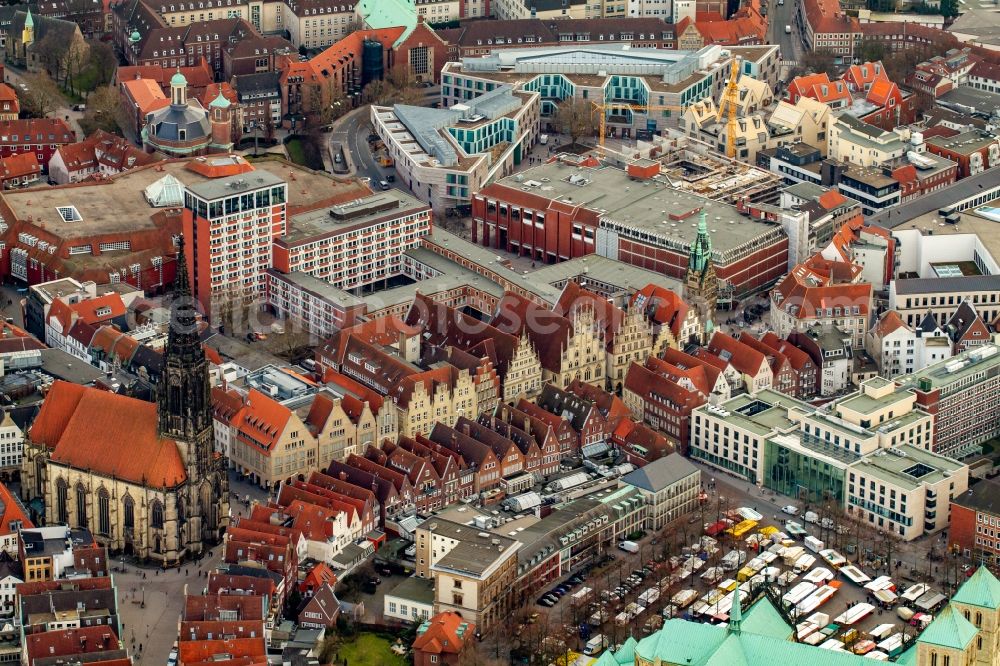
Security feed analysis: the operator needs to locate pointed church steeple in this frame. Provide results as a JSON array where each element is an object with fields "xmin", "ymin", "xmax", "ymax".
[
  {"xmin": 728, "ymin": 582, "xmax": 743, "ymax": 635},
  {"xmin": 688, "ymin": 210, "xmax": 713, "ymax": 276},
  {"xmin": 685, "ymin": 209, "xmax": 718, "ymax": 340},
  {"xmin": 158, "ymin": 237, "xmax": 212, "ymax": 465}
]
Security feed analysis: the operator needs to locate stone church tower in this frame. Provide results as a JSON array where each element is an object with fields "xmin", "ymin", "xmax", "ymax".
[
  {"xmin": 685, "ymin": 211, "xmax": 717, "ymax": 342},
  {"xmin": 159, "ymin": 239, "xmax": 230, "ymax": 549}
]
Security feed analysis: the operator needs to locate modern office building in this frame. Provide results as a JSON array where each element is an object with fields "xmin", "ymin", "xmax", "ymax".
[
  {"xmin": 371, "ymin": 85, "xmax": 539, "ymax": 213},
  {"xmin": 183, "ymin": 167, "xmax": 287, "ymax": 310},
  {"xmin": 272, "ymin": 190, "xmax": 432, "ymax": 293},
  {"xmin": 440, "ymin": 44, "xmax": 780, "ymax": 136},
  {"xmin": 898, "ymin": 344, "xmax": 1000, "ymax": 459},
  {"xmin": 845, "ymin": 443, "xmax": 968, "ymax": 540},
  {"xmin": 473, "ymin": 161, "xmax": 789, "ymax": 297}
]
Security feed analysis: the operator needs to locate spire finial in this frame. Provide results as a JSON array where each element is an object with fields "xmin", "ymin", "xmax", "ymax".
[{"xmin": 729, "ymin": 582, "xmax": 743, "ymax": 634}]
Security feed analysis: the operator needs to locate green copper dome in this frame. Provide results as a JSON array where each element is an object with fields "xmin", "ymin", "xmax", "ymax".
[
  {"xmin": 130, "ymin": 30, "xmax": 141, "ymax": 43},
  {"xmin": 170, "ymin": 71, "xmax": 188, "ymax": 88},
  {"xmin": 209, "ymin": 91, "xmax": 231, "ymax": 109}
]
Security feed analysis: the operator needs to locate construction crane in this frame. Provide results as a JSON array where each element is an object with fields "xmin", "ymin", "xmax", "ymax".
[
  {"xmin": 720, "ymin": 56, "xmax": 743, "ymax": 159},
  {"xmin": 590, "ymin": 101, "xmax": 686, "ymax": 148}
]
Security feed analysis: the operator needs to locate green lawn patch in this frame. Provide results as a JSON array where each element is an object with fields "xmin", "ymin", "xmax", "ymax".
[
  {"xmin": 334, "ymin": 633, "xmax": 406, "ymax": 666},
  {"xmin": 284, "ymin": 136, "xmax": 325, "ymax": 170}
]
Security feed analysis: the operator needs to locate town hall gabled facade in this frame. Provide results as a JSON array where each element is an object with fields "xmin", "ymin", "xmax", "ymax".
[{"xmin": 21, "ymin": 241, "xmax": 229, "ymax": 564}]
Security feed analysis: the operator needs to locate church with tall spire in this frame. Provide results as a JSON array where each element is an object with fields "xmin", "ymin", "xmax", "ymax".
[
  {"xmin": 20, "ymin": 240, "xmax": 229, "ymax": 564},
  {"xmin": 684, "ymin": 210, "xmax": 718, "ymax": 341}
]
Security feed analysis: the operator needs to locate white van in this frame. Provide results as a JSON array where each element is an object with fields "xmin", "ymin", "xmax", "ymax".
[
  {"xmin": 584, "ymin": 634, "xmax": 607, "ymax": 655},
  {"xmin": 539, "ymin": 134, "xmax": 549, "ymax": 145}
]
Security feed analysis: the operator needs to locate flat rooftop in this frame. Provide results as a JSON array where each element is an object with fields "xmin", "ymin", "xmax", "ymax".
[
  {"xmin": 853, "ymin": 443, "xmax": 965, "ymax": 491},
  {"xmin": 421, "ymin": 517, "xmax": 519, "ymax": 577},
  {"xmin": 448, "ymin": 44, "xmax": 776, "ymax": 95},
  {"xmin": 528, "ymin": 253, "xmax": 682, "ymax": 293},
  {"xmin": 835, "ymin": 380, "xmax": 913, "ymax": 416},
  {"xmin": 493, "ymin": 162, "xmax": 783, "ymax": 255},
  {"xmin": 702, "ymin": 389, "xmax": 807, "ymax": 437},
  {"xmin": 2, "ymin": 157, "xmax": 367, "ymax": 236},
  {"xmin": 267, "ymin": 269, "xmax": 364, "ymax": 309},
  {"xmin": 937, "ymin": 86, "xmax": 1000, "ymax": 115},
  {"xmin": 419, "ymin": 228, "xmax": 563, "ymax": 302},
  {"xmin": 897, "ymin": 344, "xmax": 1000, "ymax": 392},
  {"xmin": 924, "ymin": 128, "xmax": 1000, "ymax": 154},
  {"xmin": 186, "ymin": 170, "xmax": 285, "ymax": 201},
  {"xmin": 283, "ymin": 189, "xmax": 429, "ymax": 244},
  {"xmin": 385, "ymin": 576, "xmax": 435, "ymax": 605}
]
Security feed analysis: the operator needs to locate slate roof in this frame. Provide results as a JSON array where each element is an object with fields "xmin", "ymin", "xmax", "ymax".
[
  {"xmin": 233, "ymin": 72, "xmax": 281, "ymax": 100},
  {"xmin": 621, "ymin": 453, "xmax": 698, "ymax": 492},
  {"xmin": 146, "ymin": 100, "xmax": 211, "ymax": 143}
]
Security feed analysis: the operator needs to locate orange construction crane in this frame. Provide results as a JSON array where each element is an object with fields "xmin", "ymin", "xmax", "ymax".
[
  {"xmin": 590, "ymin": 100, "xmax": 686, "ymax": 148},
  {"xmin": 720, "ymin": 57, "xmax": 743, "ymax": 159}
]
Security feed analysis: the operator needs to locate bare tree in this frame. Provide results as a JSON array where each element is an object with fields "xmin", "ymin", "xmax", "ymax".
[
  {"xmin": 263, "ymin": 323, "xmax": 314, "ymax": 361},
  {"xmin": 63, "ymin": 40, "xmax": 89, "ymax": 96},
  {"xmin": 554, "ymin": 98, "xmax": 596, "ymax": 147},
  {"xmin": 802, "ymin": 49, "xmax": 838, "ymax": 78},
  {"xmin": 89, "ymin": 40, "xmax": 119, "ymax": 86},
  {"xmin": 79, "ymin": 85, "xmax": 127, "ymax": 136},
  {"xmin": 361, "ymin": 79, "xmax": 392, "ymax": 106},
  {"xmin": 33, "ymin": 33, "xmax": 69, "ymax": 83},
  {"xmin": 385, "ymin": 63, "xmax": 410, "ymax": 90},
  {"xmin": 20, "ymin": 73, "xmax": 63, "ymax": 118}
]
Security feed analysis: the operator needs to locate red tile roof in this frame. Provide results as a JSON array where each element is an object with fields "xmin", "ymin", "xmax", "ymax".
[
  {"xmin": 0, "ymin": 83, "xmax": 19, "ymax": 107},
  {"xmin": 178, "ymin": 638, "xmax": 266, "ymax": 664},
  {"xmin": 631, "ymin": 284, "xmax": 690, "ymax": 339},
  {"xmin": 299, "ymin": 562, "xmax": 337, "ymax": 593},
  {"xmin": 198, "ymin": 83, "xmax": 238, "ymax": 109},
  {"xmin": 118, "ymin": 60, "xmax": 215, "ymax": 92},
  {"xmin": 183, "ymin": 594, "xmax": 266, "ymax": 621},
  {"xmin": 554, "ymin": 281, "xmax": 623, "ymax": 348},
  {"xmin": 624, "ymin": 360, "xmax": 705, "ymax": 413},
  {"xmin": 0, "ymin": 480, "xmax": 32, "ymax": 535},
  {"xmin": 803, "ymin": 0, "xmax": 859, "ymax": 35},
  {"xmin": 866, "ymin": 78, "xmax": 898, "ymax": 107},
  {"xmin": 207, "ymin": 573, "xmax": 276, "ymax": 598},
  {"xmin": 844, "ymin": 61, "xmax": 888, "ymax": 90},
  {"xmin": 234, "ymin": 390, "xmax": 292, "ymax": 456},
  {"xmin": 0, "ymin": 119, "xmax": 74, "ymax": 148},
  {"xmin": 662, "ymin": 347, "xmax": 722, "ymax": 392},
  {"xmin": 490, "ymin": 292, "xmax": 573, "ymax": 373},
  {"xmin": 412, "ymin": 611, "xmax": 475, "ymax": 656},
  {"xmin": 758, "ymin": 332, "xmax": 813, "ymax": 372},
  {"xmin": 32, "ymin": 381, "xmax": 186, "ymax": 488},
  {"xmin": 179, "ymin": 621, "xmax": 265, "ymax": 642},
  {"xmin": 0, "ymin": 152, "xmax": 39, "ymax": 181},
  {"xmin": 706, "ymin": 331, "xmax": 768, "ymax": 377},
  {"xmin": 873, "ymin": 310, "xmax": 908, "ymax": 337},
  {"xmin": 773, "ymin": 256, "xmax": 873, "ymax": 322},
  {"xmin": 16, "ymin": 576, "xmax": 112, "ymax": 597},
  {"xmin": 25, "ymin": 626, "xmax": 120, "ymax": 661}
]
